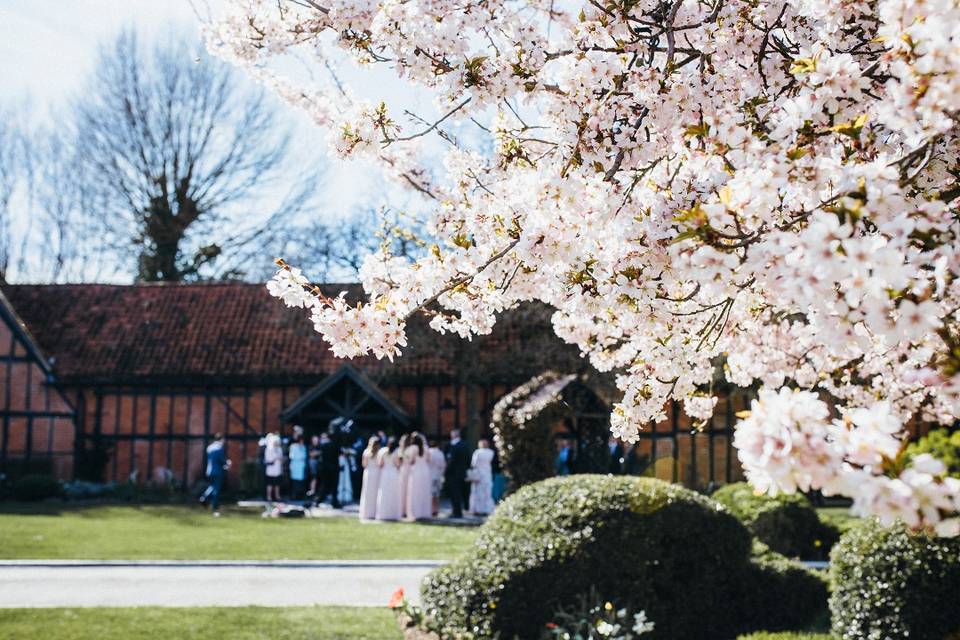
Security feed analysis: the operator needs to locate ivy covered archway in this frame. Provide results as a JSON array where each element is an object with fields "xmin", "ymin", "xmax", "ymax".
[{"xmin": 490, "ymin": 371, "xmax": 610, "ymax": 491}]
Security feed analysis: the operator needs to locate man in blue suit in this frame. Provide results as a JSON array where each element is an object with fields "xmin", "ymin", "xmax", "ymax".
[{"xmin": 200, "ymin": 432, "xmax": 230, "ymax": 516}]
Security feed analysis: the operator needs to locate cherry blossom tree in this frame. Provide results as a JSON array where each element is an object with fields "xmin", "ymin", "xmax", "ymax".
[{"xmin": 205, "ymin": 0, "xmax": 960, "ymax": 534}]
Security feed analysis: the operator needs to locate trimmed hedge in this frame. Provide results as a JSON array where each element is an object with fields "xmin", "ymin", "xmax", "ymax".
[
  {"xmin": 712, "ymin": 483, "xmax": 838, "ymax": 560},
  {"xmin": 421, "ymin": 476, "xmax": 827, "ymax": 640},
  {"xmin": 830, "ymin": 519, "xmax": 960, "ymax": 640}
]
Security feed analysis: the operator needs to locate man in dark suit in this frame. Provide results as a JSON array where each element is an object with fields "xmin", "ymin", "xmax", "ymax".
[
  {"xmin": 317, "ymin": 431, "xmax": 341, "ymax": 508},
  {"xmin": 445, "ymin": 429, "xmax": 471, "ymax": 518}
]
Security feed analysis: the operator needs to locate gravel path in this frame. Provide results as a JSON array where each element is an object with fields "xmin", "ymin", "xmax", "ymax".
[{"xmin": 0, "ymin": 561, "xmax": 442, "ymax": 608}]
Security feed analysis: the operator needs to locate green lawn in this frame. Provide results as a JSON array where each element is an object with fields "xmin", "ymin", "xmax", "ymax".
[
  {"xmin": 0, "ymin": 504, "xmax": 477, "ymax": 560},
  {"xmin": 0, "ymin": 606, "xmax": 400, "ymax": 640}
]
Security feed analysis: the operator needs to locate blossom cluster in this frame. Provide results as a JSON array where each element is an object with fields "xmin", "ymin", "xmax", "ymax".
[
  {"xmin": 735, "ymin": 388, "xmax": 960, "ymax": 536},
  {"xmin": 208, "ymin": 0, "xmax": 960, "ymax": 532}
]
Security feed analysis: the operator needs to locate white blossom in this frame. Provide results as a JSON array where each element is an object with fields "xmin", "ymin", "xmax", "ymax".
[{"xmin": 213, "ymin": 0, "xmax": 960, "ymax": 533}]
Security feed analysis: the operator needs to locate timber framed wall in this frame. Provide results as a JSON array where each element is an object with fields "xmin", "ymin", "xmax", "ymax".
[
  {"xmin": 73, "ymin": 384, "xmax": 303, "ymax": 485},
  {"xmin": 626, "ymin": 393, "xmax": 749, "ymax": 488},
  {"xmin": 68, "ymin": 378, "xmax": 503, "ymax": 485},
  {"xmin": 0, "ymin": 301, "xmax": 76, "ymax": 480}
]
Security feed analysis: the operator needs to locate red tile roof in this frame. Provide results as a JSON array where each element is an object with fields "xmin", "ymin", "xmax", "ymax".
[{"xmin": 1, "ymin": 282, "xmax": 581, "ymax": 386}]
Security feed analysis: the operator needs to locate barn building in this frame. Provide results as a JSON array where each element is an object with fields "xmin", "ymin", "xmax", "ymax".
[{"xmin": 0, "ymin": 282, "xmax": 748, "ymax": 490}]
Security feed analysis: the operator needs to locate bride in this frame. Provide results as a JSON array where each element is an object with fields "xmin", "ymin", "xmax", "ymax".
[{"xmin": 469, "ymin": 438, "xmax": 495, "ymax": 516}]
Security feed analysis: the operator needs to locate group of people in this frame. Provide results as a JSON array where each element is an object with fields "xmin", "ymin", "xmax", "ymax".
[
  {"xmin": 554, "ymin": 437, "xmax": 654, "ymax": 476},
  {"xmin": 200, "ymin": 424, "xmax": 500, "ymax": 520},
  {"xmin": 357, "ymin": 429, "xmax": 496, "ymax": 521},
  {"xmin": 260, "ymin": 427, "xmax": 363, "ymax": 507}
]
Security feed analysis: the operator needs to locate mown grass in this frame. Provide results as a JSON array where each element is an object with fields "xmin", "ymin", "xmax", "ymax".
[
  {"xmin": 0, "ymin": 606, "xmax": 400, "ymax": 640},
  {"xmin": 0, "ymin": 504, "xmax": 476, "ymax": 560}
]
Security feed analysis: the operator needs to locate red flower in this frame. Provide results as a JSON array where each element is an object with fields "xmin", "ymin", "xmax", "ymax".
[
  {"xmin": 545, "ymin": 622, "xmax": 558, "ymax": 629},
  {"xmin": 388, "ymin": 588, "xmax": 405, "ymax": 608}
]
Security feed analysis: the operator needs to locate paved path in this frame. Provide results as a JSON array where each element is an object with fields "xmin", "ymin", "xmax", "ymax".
[{"xmin": 0, "ymin": 561, "xmax": 442, "ymax": 608}]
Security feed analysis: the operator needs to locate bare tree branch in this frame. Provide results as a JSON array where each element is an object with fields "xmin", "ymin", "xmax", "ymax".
[{"xmin": 62, "ymin": 29, "xmax": 320, "ymax": 282}]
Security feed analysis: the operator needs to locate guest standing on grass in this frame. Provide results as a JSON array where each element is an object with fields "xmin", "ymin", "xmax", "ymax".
[
  {"xmin": 337, "ymin": 447, "xmax": 354, "ymax": 505},
  {"xmin": 200, "ymin": 432, "xmax": 230, "ymax": 516},
  {"xmin": 427, "ymin": 437, "xmax": 446, "ymax": 517},
  {"xmin": 358, "ymin": 436, "xmax": 382, "ymax": 520},
  {"xmin": 307, "ymin": 434, "xmax": 321, "ymax": 497},
  {"xmin": 264, "ymin": 433, "xmax": 283, "ymax": 502},
  {"xmin": 397, "ymin": 433, "xmax": 412, "ymax": 519},
  {"xmin": 556, "ymin": 439, "xmax": 574, "ymax": 476},
  {"xmin": 375, "ymin": 437, "xmax": 402, "ymax": 521},
  {"xmin": 317, "ymin": 432, "xmax": 341, "ymax": 508},
  {"xmin": 491, "ymin": 446, "xmax": 506, "ymax": 503},
  {"xmin": 288, "ymin": 434, "xmax": 307, "ymax": 499},
  {"xmin": 405, "ymin": 433, "xmax": 433, "ymax": 521},
  {"xmin": 607, "ymin": 437, "xmax": 625, "ymax": 475},
  {"xmin": 350, "ymin": 436, "xmax": 365, "ymax": 499},
  {"xmin": 469, "ymin": 438, "xmax": 495, "ymax": 516},
  {"xmin": 445, "ymin": 429, "xmax": 471, "ymax": 519}
]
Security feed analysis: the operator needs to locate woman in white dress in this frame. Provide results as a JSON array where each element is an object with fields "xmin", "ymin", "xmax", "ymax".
[
  {"xmin": 397, "ymin": 433, "xmax": 413, "ymax": 519},
  {"xmin": 405, "ymin": 433, "xmax": 433, "ymax": 521},
  {"xmin": 263, "ymin": 433, "xmax": 283, "ymax": 502},
  {"xmin": 469, "ymin": 438, "xmax": 496, "ymax": 516},
  {"xmin": 375, "ymin": 437, "xmax": 402, "ymax": 521},
  {"xmin": 358, "ymin": 436, "xmax": 382, "ymax": 521}
]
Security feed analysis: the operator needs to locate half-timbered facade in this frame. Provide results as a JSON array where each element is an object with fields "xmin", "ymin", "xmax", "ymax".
[
  {"xmin": 0, "ymin": 282, "xmax": 751, "ymax": 489},
  {"xmin": 0, "ymin": 290, "xmax": 76, "ymax": 480}
]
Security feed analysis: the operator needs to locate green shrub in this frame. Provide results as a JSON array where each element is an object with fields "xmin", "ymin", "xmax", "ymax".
[
  {"xmin": 12, "ymin": 474, "xmax": 62, "ymax": 501},
  {"xmin": 906, "ymin": 428, "xmax": 960, "ymax": 477},
  {"xmin": 238, "ymin": 459, "xmax": 265, "ymax": 496},
  {"xmin": 421, "ymin": 476, "xmax": 827, "ymax": 640},
  {"xmin": 113, "ymin": 480, "xmax": 181, "ymax": 503},
  {"xmin": 830, "ymin": 519, "xmax": 960, "ymax": 640},
  {"xmin": 712, "ymin": 482, "xmax": 838, "ymax": 559},
  {"xmin": 748, "ymin": 541, "xmax": 831, "ymax": 632}
]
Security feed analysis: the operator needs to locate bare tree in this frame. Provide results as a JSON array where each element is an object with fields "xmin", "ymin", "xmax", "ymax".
[
  {"xmin": 69, "ymin": 29, "xmax": 317, "ymax": 282},
  {"xmin": 275, "ymin": 208, "xmax": 428, "ymax": 282},
  {"xmin": 0, "ymin": 109, "xmax": 26, "ymax": 281},
  {"xmin": 32, "ymin": 132, "xmax": 107, "ymax": 281}
]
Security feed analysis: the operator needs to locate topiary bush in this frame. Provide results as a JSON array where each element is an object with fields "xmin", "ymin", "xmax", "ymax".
[
  {"xmin": 712, "ymin": 482, "xmax": 838, "ymax": 560},
  {"xmin": 830, "ymin": 519, "xmax": 960, "ymax": 640},
  {"xmin": 748, "ymin": 541, "xmax": 831, "ymax": 632},
  {"xmin": 421, "ymin": 476, "xmax": 827, "ymax": 640}
]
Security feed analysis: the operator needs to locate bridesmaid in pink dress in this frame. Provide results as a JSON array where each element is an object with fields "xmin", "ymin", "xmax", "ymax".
[
  {"xmin": 358, "ymin": 436, "xmax": 382, "ymax": 521},
  {"xmin": 375, "ymin": 437, "xmax": 402, "ymax": 521},
  {"xmin": 397, "ymin": 433, "xmax": 413, "ymax": 519},
  {"xmin": 405, "ymin": 433, "xmax": 433, "ymax": 521}
]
